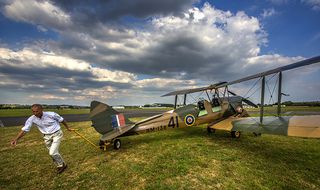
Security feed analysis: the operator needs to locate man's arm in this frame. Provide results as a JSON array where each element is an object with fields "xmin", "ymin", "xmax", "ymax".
[
  {"xmin": 11, "ymin": 130, "xmax": 26, "ymax": 146},
  {"xmin": 61, "ymin": 120, "xmax": 73, "ymax": 131}
]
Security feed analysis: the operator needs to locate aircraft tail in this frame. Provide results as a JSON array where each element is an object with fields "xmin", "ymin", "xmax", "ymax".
[{"xmin": 89, "ymin": 100, "xmax": 132, "ymax": 135}]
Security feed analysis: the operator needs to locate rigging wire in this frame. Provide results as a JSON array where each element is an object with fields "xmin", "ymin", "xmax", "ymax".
[
  {"xmin": 264, "ymin": 73, "xmax": 279, "ymax": 117},
  {"xmin": 243, "ymin": 77, "xmax": 261, "ymax": 99},
  {"xmin": 267, "ymin": 74, "xmax": 279, "ymax": 104},
  {"xmin": 188, "ymin": 93, "xmax": 197, "ymax": 104}
]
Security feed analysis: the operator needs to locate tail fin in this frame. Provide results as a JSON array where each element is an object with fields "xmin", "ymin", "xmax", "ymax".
[
  {"xmin": 90, "ymin": 101, "xmax": 118, "ymax": 134},
  {"xmin": 90, "ymin": 100, "xmax": 132, "ymax": 135},
  {"xmin": 90, "ymin": 101, "xmax": 119, "ymax": 135}
]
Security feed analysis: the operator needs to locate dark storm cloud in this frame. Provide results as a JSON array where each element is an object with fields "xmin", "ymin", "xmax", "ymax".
[
  {"xmin": 52, "ymin": 0, "xmax": 195, "ymax": 23},
  {"xmin": 98, "ymin": 33, "xmax": 236, "ymax": 81},
  {"xmin": 0, "ymin": 62, "xmax": 132, "ymax": 92},
  {"xmin": 1, "ymin": 0, "xmax": 251, "ymax": 82}
]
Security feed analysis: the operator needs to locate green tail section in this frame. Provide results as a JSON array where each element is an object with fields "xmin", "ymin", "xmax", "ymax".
[
  {"xmin": 89, "ymin": 101, "xmax": 132, "ymax": 135},
  {"xmin": 90, "ymin": 101, "xmax": 118, "ymax": 134}
]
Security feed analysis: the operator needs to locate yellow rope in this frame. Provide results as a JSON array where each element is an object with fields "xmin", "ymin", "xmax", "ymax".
[{"xmin": 72, "ymin": 129, "xmax": 100, "ymax": 150}]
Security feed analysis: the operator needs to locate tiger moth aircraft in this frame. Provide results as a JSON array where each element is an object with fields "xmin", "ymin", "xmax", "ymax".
[{"xmin": 89, "ymin": 55, "xmax": 320, "ymax": 150}]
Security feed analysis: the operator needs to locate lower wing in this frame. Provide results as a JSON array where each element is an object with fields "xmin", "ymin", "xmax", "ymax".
[{"xmin": 210, "ymin": 115, "xmax": 320, "ymax": 138}]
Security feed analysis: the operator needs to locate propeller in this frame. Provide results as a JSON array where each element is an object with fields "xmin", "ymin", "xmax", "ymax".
[{"xmin": 227, "ymin": 90, "xmax": 258, "ymax": 108}]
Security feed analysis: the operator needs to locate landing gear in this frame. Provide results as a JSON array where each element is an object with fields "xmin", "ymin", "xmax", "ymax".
[
  {"xmin": 113, "ymin": 139, "xmax": 121, "ymax": 150},
  {"xmin": 99, "ymin": 140, "xmax": 109, "ymax": 151},
  {"xmin": 98, "ymin": 139, "xmax": 121, "ymax": 151},
  {"xmin": 207, "ymin": 127, "xmax": 216, "ymax": 134},
  {"xmin": 231, "ymin": 131, "xmax": 241, "ymax": 138}
]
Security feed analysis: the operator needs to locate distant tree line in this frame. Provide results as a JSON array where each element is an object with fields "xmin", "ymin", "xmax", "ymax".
[
  {"xmin": 255, "ymin": 101, "xmax": 320, "ymax": 107},
  {"xmin": 0, "ymin": 104, "xmax": 89, "ymax": 109},
  {"xmin": 281, "ymin": 101, "xmax": 320, "ymax": 107},
  {"xmin": 143, "ymin": 103, "xmax": 174, "ymax": 108}
]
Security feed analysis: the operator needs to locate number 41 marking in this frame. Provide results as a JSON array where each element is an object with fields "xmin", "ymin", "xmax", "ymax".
[{"xmin": 168, "ymin": 116, "xmax": 179, "ymax": 128}]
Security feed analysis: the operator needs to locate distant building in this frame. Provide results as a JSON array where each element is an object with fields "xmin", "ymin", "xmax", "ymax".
[
  {"xmin": 272, "ymin": 105, "xmax": 286, "ymax": 107},
  {"xmin": 143, "ymin": 103, "xmax": 174, "ymax": 108},
  {"xmin": 1, "ymin": 104, "xmax": 19, "ymax": 108},
  {"xmin": 243, "ymin": 105, "xmax": 254, "ymax": 109},
  {"xmin": 58, "ymin": 105, "xmax": 69, "ymax": 109},
  {"xmin": 112, "ymin": 106, "xmax": 125, "ymax": 109}
]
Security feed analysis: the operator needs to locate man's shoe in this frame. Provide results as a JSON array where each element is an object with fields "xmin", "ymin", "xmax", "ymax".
[{"xmin": 57, "ymin": 163, "xmax": 67, "ymax": 174}]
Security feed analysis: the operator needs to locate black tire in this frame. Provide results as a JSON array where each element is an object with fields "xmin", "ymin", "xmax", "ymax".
[
  {"xmin": 231, "ymin": 131, "xmax": 241, "ymax": 138},
  {"xmin": 207, "ymin": 127, "xmax": 216, "ymax": 134},
  {"xmin": 113, "ymin": 139, "xmax": 121, "ymax": 150}
]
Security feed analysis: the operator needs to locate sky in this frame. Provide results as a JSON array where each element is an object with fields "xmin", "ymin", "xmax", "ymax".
[{"xmin": 0, "ymin": 0, "xmax": 319, "ymax": 106}]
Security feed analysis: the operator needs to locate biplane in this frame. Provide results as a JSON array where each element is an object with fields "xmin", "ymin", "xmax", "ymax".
[{"xmin": 89, "ymin": 55, "xmax": 320, "ymax": 150}]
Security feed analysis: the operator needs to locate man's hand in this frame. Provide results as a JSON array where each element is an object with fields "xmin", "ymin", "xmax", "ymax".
[
  {"xmin": 61, "ymin": 120, "xmax": 75, "ymax": 132},
  {"xmin": 10, "ymin": 130, "xmax": 25, "ymax": 146}
]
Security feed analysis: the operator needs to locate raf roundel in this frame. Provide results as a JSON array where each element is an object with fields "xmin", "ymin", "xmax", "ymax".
[{"xmin": 184, "ymin": 114, "xmax": 195, "ymax": 126}]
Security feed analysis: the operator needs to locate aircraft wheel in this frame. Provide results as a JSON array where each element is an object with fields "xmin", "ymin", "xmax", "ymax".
[
  {"xmin": 113, "ymin": 139, "xmax": 121, "ymax": 150},
  {"xmin": 207, "ymin": 127, "xmax": 215, "ymax": 134},
  {"xmin": 231, "ymin": 131, "xmax": 241, "ymax": 138}
]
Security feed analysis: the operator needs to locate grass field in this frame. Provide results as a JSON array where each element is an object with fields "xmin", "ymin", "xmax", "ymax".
[
  {"xmin": 0, "ymin": 109, "xmax": 90, "ymax": 117},
  {"xmin": 1, "ymin": 120, "xmax": 319, "ymax": 189}
]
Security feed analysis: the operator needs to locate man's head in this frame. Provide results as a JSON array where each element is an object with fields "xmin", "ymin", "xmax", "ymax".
[{"xmin": 31, "ymin": 104, "xmax": 43, "ymax": 118}]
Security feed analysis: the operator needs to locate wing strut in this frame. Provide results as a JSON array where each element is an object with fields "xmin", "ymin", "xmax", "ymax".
[
  {"xmin": 174, "ymin": 95, "xmax": 178, "ymax": 109},
  {"xmin": 260, "ymin": 76, "xmax": 265, "ymax": 123},
  {"xmin": 205, "ymin": 90, "xmax": 211, "ymax": 102},
  {"xmin": 277, "ymin": 72, "xmax": 282, "ymax": 116}
]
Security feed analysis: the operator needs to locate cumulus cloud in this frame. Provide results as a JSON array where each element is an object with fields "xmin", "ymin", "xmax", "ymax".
[
  {"xmin": 2, "ymin": 1, "xmax": 268, "ymax": 81},
  {"xmin": 49, "ymin": 3, "xmax": 267, "ymax": 83},
  {"xmin": 261, "ymin": 8, "xmax": 277, "ymax": 18},
  {"xmin": 301, "ymin": 0, "xmax": 320, "ymax": 10},
  {"xmin": 3, "ymin": 0, "xmax": 71, "ymax": 31},
  {"xmin": 268, "ymin": 0, "xmax": 288, "ymax": 5},
  {"xmin": 0, "ymin": 47, "xmax": 136, "ymax": 82},
  {"xmin": 52, "ymin": 0, "xmax": 196, "ymax": 22},
  {"xmin": 108, "ymin": 4, "xmax": 265, "ymax": 81},
  {"xmin": 0, "ymin": 47, "xmax": 198, "ymax": 105},
  {"xmin": 0, "ymin": 1, "xmax": 319, "ymax": 105}
]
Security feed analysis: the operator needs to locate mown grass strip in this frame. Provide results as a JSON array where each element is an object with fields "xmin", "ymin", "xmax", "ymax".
[{"xmin": 0, "ymin": 109, "xmax": 90, "ymax": 117}]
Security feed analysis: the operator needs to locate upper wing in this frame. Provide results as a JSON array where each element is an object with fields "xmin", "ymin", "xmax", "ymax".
[
  {"xmin": 162, "ymin": 82, "xmax": 227, "ymax": 97},
  {"xmin": 162, "ymin": 56, "xmax": 320, "ymax": 97},
  {"xmin": 217, "ymin": 55, "xmax": 320, "ymax": 88}
]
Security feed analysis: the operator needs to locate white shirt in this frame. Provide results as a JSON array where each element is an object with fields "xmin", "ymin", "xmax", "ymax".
[{"xmin": 22, "ymin": 112, "xmax": 64, "ymax": 135}]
